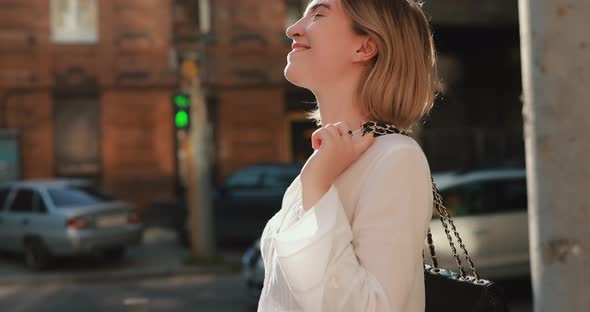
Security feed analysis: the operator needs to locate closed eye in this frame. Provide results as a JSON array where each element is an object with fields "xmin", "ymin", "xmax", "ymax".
[{"xmin": 312, "ymin": 13, "xmax": 323, "ymax": 20}]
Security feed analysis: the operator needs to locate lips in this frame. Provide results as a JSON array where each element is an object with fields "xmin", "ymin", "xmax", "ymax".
[{"xmin": 291, "ymin": 42, "xmax": 310, "ymax": 51}]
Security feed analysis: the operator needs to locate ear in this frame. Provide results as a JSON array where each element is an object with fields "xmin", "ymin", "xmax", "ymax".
[{"xmin": 353, "ymin": 36, "xmax": 378, "ymax": 63}]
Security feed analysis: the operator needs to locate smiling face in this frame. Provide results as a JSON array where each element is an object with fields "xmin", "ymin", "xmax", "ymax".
[
  {"xmin": 284, "ymin": 0, "xmax": 438, "ymax": 132},
  {"xmin": 284, "ymin": 0, "xmax": 362, "ymax": 91}
]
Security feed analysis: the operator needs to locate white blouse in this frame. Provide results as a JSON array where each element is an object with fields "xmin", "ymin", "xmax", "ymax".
[{"xmin": 257, "ymin": 133, "xmax": 434, "ymax": 312}]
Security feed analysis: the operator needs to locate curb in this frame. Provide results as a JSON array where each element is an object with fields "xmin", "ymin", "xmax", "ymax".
[{"xmin": 0, "ymin": 265, "xmax": 238, "ymax": 286}]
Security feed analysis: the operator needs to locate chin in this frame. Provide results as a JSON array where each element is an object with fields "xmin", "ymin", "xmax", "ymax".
[{"xmin": 284, "ymin": 64, "xmax": 311, "ymax": 89}]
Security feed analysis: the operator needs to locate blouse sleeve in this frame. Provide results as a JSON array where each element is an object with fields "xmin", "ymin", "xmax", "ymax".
[{"xmin": 272, "ymin": 146, "xmax": 433, "ymax": 312}]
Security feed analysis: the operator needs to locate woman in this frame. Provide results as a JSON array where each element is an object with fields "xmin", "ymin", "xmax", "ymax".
[{"xmin": 258, "ymin": 0, "xmax": 437, "ymax": 311}]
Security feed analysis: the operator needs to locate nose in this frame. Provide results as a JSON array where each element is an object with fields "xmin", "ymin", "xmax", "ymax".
[{"xmin": 285, "ymin": 16, "xmax": 305, "ymax": 40}]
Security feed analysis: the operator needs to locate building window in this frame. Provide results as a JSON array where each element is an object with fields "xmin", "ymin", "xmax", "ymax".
[{"xmin": 51, "ymin": 0, "xmax": 98, "ymax": 43}]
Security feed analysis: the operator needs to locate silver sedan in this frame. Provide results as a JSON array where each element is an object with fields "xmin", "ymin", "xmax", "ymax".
[{"xmin": 0, "ymin": 179, "xmax": 142, "ymax": 270}]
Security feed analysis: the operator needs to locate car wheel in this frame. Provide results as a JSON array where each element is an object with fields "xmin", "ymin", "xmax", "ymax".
[
  {"xmin": 103, "ymin": 247, "xmax": 126, "ymax": 260},
  {"xmin": 24, "ymin": 238, "xmax": 52, "ymax": 271}
]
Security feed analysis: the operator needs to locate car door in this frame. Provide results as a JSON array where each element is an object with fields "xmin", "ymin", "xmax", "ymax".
[
  {"xmin": 0, "ymin": 187, "xmax": 13, "ymax": 250},
  {"xmin": 476, "ymin": 177, "xmax": 529, "ymax": 277},
  {"xmin": 27, "ymin": 190, "xmax": 53, "ymax": 243},
  {"xmin": 259, "ymin": 166, "xmax": 300, "ymax": 214},
  {"xmin": 3, "ymin": 187, "xmax": 35, "ymax": 252},
  {"xmin": 451, "ymin": 177, "xmax": 529, "ymax": 277},
  {"xmin": 215, "ymin": 166, "xmax": 266, "ymax": 244},
  {"xmin": 256, "ymin": 165, "xmax": 301, "ymax": 231}
]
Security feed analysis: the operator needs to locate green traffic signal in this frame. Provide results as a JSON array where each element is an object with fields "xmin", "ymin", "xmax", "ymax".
[
  {"xmin": 175, "ymin": 110, "xmax": 189, "ymax": 128},
  {"xmin": 173, "ymin": 94, "xmax": 190, "ymax": 108},
  {"xmin": 173, "ymin": 92, "xmax": 191, "ymax": 129}
]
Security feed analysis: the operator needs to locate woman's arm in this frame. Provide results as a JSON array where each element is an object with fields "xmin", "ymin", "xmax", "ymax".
[{"xmin": 272, "ymin": 146, "xmax": 433, "ymax": 311}]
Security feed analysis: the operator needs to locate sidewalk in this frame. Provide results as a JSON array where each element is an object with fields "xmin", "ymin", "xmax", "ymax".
[{"xmin": 0, "ymin": 227, "xmax": 241, "ymax": 286}]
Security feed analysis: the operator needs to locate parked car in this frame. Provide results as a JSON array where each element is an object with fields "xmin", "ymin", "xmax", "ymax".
[
  {"xmin": 241, "ymin": 167, "xmax": 529, "ymax": 299},
  {"xmin": 0, "ymin": 179, "xmax": 142, "ymax": 270},
  {"xmin": 427, "ymin": 167, "xmax": 529, "ymax": 280},
  {"xmin": 178, "ymin": 163, "xmax": 303, "ymax": 247}
]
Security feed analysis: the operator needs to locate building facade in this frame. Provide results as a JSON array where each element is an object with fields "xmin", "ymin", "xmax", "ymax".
[{"xmin": 0, "ymin": 0, "xmax": 177, "ymax": 209}]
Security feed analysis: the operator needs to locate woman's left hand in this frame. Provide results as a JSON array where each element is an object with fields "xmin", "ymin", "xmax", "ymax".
[{"xmin": 300, "ymin": 121, "xmax": 375, "ymax": 210}]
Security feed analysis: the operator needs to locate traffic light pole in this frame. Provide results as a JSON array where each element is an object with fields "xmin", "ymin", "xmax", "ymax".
[{"xmin": 178, "ymin": 60, "xmax": 215, "ymax": 259}]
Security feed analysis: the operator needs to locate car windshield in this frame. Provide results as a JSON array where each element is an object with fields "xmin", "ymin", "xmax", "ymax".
[
  {"xmin": 225, "ymin": 167, "xmax": 264, "ymax": 189},
  {"xmin": 48, "ymin": 185, "xmax": 115, "ymax": 208}
]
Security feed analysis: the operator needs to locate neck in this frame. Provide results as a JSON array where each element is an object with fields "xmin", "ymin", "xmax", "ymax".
[{"xmin": 312, "ymin": 74, "xmax": 369, "ymax": 132}]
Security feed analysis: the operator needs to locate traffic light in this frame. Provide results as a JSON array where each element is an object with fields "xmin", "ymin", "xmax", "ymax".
[{"xmin": 173, "ymin": 92, "xmax": 191, "ymax": 130}]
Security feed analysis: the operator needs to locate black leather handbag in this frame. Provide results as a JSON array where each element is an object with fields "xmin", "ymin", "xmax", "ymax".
[{"xmin": 423, "ymin": 178, "xmax": 510, "ymax": 312}]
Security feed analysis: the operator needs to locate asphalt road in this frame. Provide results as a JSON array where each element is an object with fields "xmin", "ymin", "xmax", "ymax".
[
  {"xmin": 0, "ymin": 272, "xmax": 532, "ymax": 312},
  {"xmin": 0, "ymin": 273, "xmax": 258, "ymax": 312}
]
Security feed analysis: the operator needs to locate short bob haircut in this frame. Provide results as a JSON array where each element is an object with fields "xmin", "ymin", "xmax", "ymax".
[{"xmin": 305, "ymin": 0, "xmax": 438, "ymax": 133}]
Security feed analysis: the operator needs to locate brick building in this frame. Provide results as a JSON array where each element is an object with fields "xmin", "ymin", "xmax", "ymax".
[
  {"xmin": 201, "ymin": 0, "xmax": 316, "ymax": 182},
  {"xmin": 0, "ymin": 0, "xmax": 176, "ymax": 208}
]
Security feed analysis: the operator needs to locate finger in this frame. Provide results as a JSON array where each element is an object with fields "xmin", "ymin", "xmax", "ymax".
[
  {"xmin": 311, "ymin": 128, "xmax": 329, "ymax": 150},
  {"xmin": 332, "ymin": 121, "xmax": 349, "ymax": 135},
  {"xmin": 333, "ymin": 122, "xmax": 352, "ymax": 143},
  {"xmin": 311, "ymin": 128, "xmax": 325, "ymax": 150},
  {"xmin": 323, "ymin": 124, "xmax": 340, "ymax": 141}
]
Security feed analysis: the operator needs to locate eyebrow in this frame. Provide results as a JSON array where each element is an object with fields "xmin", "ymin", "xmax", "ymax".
[{"xmin": 304, "ymin": 2, "xmax": 331, "ymax": 17}]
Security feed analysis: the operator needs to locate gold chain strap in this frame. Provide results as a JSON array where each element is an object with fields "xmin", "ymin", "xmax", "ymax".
[{"xmin": 426, "ymin": 176, "xmax": 484, "ymax": 283}]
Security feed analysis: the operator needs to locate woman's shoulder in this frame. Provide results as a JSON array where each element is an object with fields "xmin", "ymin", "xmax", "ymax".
[
  {"xmin": 362, "ymin": 134, "xmax": 431, "ymax": 183},
  {"xmin": 344, "ymin": 133, "xmax": 430, "ymax": 188},
  {"xmin": 367, "ymin": 133, "xmax": 427, "ymax": 163}
]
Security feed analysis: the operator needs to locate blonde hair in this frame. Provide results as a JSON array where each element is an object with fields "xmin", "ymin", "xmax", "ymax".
[{"xmin": 305, "ymin": 0, "xmax": 439, "ymax": 132}]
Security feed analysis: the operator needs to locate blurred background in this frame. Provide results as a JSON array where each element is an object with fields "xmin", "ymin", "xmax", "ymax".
[{"xmin": 0, "ymin": 0, "xmax": 541, "ymax": 311}]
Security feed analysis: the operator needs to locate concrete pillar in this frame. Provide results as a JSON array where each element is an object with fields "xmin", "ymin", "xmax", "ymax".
[{"xmin": 518, "ymin": 1, "xmax": 590, "ymax": 311}]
